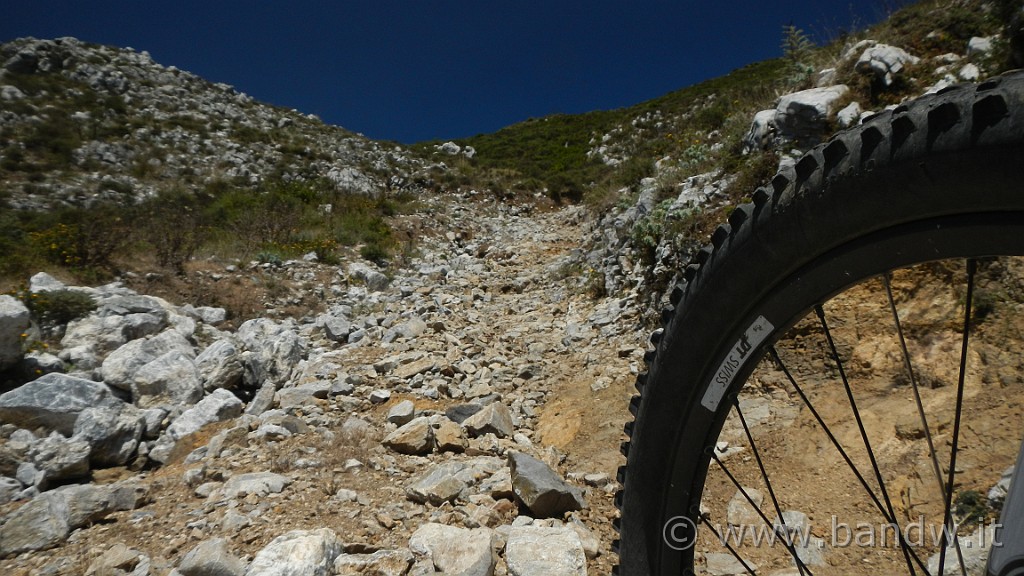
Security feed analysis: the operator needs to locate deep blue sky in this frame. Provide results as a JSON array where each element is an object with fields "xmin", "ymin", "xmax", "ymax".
[{"xmin": 2, "ymin": 1, "xmax": 896, "ymax": 144}]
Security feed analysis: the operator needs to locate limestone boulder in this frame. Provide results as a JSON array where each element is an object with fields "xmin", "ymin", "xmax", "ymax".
[
  {"xmin": 165, "ymin": 388, "xmax": 243, "ymax": 441},
  {"xmin": 505, "ymin": 526, "xmax": 587, "ymax": 576},
  {"xmin": 246, "ymin": 528, "xmax": 342, "ymax": 576},
  {"xmin": 195, "ymin": 338, "xmax": 244, "ymax": 392},
  {"xmin": 72, "ymin": 405, "xmax": 145, "ymax": 467},
  {"xmin": 856, "ymin": 43, "xmax": 920, "ymax": 86},
  {"xmin": 0, "ymin": 295, "xmax": 30, "ymax": 371},
  {"xmin": 774, "ymin": 85, "xmax": 850, "ymax": 145},
  {"xmin": 408, "ymin": 523, "xmax": 495, "ymax": 576},
  {"xmin": 0, "ymin": 373, "xmax": 124, "ymax": 435}
]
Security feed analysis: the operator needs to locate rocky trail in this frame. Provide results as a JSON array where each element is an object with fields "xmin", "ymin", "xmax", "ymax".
[{"xmin": 0, "ymin": 192, "xmax": 645, "ymax": 575}]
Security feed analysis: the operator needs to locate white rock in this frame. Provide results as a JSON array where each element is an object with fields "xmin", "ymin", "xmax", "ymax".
[
  {"xmin": 437, "ymin": 142, "xmax": 461, "ymax": 155},
  {"xmin": 967, "ymin": 36, "xmax": 995, "ymax": 59},
  {"xmin": 856, "ymin": 44, "xmax": 920, "ymax": 86},
  {"xmin": 28, "ymin": 272, "xmax": 66, "ymax": 293},
  {"xmin": 131, "ymin": 350, "xmax": 203, "ymax": 408},
  {"xmin": 195, "ymin": 339, "xmax": 244, "ymax": 392},
  {"xmin": 0, "ymin": 295, "xmax": 30, "ymax": 371},
  {"xmin": 247, "ymin": 528, "xmax": 342, "ymax": 576},
  {"xmin": 166, "ymin": 389, "xmax": 243, "ymax": 440},
  {"xmin": 72, "ymin": 405, "xmax": 145, "ymax": 466},
  {"xmin": 334, "ymin": 549, "xmax": 414, "ymax": 576},
  {"xmin": 387, "ymin": 399, "xmax": 416, "ymax": 426},
  {"xmin": 505, "ymin": 526, "xmax": 587, "ymax": 576},
  {"xmin": 101, "ymin": 329, "xmax": 196, "ymax": 392},
  {"xmin": 0, "ymin": 373, "xmax": 123, "ymax": 435},
  {"xmin": 219, "ymin": 471, "xmax": 292, "ymax": 499},
  {"xmin": 774, "ymin": 85, "xmax": 850, "ymax": 144},
  {"xmin": 236, "ymin": 318, "xmax": 303, "ymax": 388},
  {"xmin": 959, "ymin": 63, "xmax": 981, "ymax": 81},
  {"xmin": 178, "ymin": 537, "xmax": 246, "ymax": 576},
  {"xmin": 726, "ymin": 488, "xmax": 763, "ymax": 527},
  {"xmin": 743, "ymin": 109, "xmax": 777, "ymax": 152},
  {"xmin": 409, "ymin": 523, "xmax": 495, "ymax": 576},
  {"xmin": 836, "ymin": 101, "xmax": 862, "ymax": 128}
]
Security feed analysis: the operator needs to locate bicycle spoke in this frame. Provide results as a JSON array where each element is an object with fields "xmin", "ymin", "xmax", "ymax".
[
  {"xmin": 768, "ymin": 346, "xmax": 930, "ymax": 573},
  {"xmin": 884, "ymin": 273, "xmax": 968, "ymax": 575},
  {"xmin": 699, "ymin": 509, "xmax": 759, "ymax": 575},
  {"xmin": 815, "ymin": 305, "xmax": 919, "ymax": 574},
  {"xmin": 710, "ymin": 449, "xmax": 813, "ymax": 574},
  {"xmin": 937, "ymin": 260, "xmax": 978, "ymax": 574},
  {"xmin": 733, "ymin": 400, "xmax": 811, "ymax": 576}
]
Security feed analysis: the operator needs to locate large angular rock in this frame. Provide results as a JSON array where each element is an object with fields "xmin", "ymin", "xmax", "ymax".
[
  {"xmin": 131, "ymin": 350, "xmax": 203, "ymax": 408},
  {"xmin": 386, "ymin": 399, "xmax": 416, "ymax": 426},
  {"xmin": 60, "ymin": 315, "xmax": 133, "ymax": 370},
  {"xmin": 28, "ymin": 272, "xmax": 66, "ymax": 294},
  {"xmin": 101, "ymin": 329, "xmax": 196, "ymax": 392},
  {"xmin": 73, "ymin": 405, "xmax": 146, "ymax": 467},
  {"xmin": 24, "ymin": 432, "xmax": 91, "ymax": 489},
  {"xmin": 180, "ymin": 304, "xmax": 228, "ymax": 325},
  {"xmin": 383, "ymin": 416, "xmax": 434, "ymax": 455},
  {"xmin": 195, "ymin": 339, "xmax": 244, "ymax": 392},
  {"xmin": 505, "ymin": 526, "xmax": 587, "ymax": 576},
  {"xmin": 98, "ymin": 294, "xmax": 167, "ymax": 317},
  {"xmin": 774, "ymin": 85, "xmax": 849, "ymax": 145},
  {"xmin": 0, "ymin": 295, "xmax": 30, "ymax": 371},
  {"xmin": 0, "ymin": 489, "xmax": 71, "ymax": 555},
  {"xmin": 434, "ymin": 417, "xmax": 467, "ymax": 453},
  {"xmin": 508, "ymin": 452, "xmax": 586, "ymax": 518},
  {"xmin": 856, "ymin": 43, "xmax": 920, "ymax": 86},
  {"xmin": 0, "ymin": 373, "xmax": 124, "ymax": 435},
  {"xmin": 275, "ymin": 383, "xmax": 330, "ymax": 408},
  {"xmin": 742, "ymin": 109, "xmax": 778, "ymax": 152},
  {"xmin": 406, "ymin": 462, "xmax": 469, "ymax": 505},
  {"xmin": 166, "ymin": 389, "xmax": 243, "ymax": 441},
  {"xmin": 0, "ymin": 476, "xmax": 21, "ymax": 504},
  {"xmin": 348, "ymin": 262, "xmax": 390, "ymax": 292},
  {"xmin": 393, "ymin": 357, "xmax": 436, "ymax": 380},
  {"xmin": 237, "ymin": 319, "xmax": 304, "ymax": 415},
  {"xmin": 321, "ymin": 316, "xmax": 352, "ymax": 342},
  {"xmin": 0, "ymin": 482, "xmax": 145, "ymax": 555},
  {"xmin": 178, "ymin": 537, "xmax": 247, "ymax": 576},
  {"xmin": 247, "ymin": 528, "xmax": 342, "ymax": 576},
  {"xmin": 462, "ymin": 403, "xmax": 514, "ymax": 438},
  {"xmin": 409, "ymin": 523, "xmax": 495, "ymax": 576}
]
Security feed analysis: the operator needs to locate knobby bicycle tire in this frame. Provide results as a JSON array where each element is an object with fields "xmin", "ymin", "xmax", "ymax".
[{"xmin": 615, "ymin": 70, "xmax": 1024, "ymax": 574}]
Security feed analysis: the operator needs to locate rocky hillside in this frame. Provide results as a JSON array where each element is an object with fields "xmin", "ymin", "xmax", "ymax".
[
  {"xmin": 0, "ymin": 193, "xmax": 640, "ymax": 575},
  {"xmin": 0, "ymin": 36, "xmax": 434, "ymax": 211},
  {"xmin": 0, "ymin": 1, "xmax": 1022, "ymax": 574}
]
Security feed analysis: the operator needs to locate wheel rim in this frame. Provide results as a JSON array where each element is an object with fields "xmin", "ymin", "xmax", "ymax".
[{"xmin": 663, "ymin": 214, "xmax": 1024, "ymax": 575}]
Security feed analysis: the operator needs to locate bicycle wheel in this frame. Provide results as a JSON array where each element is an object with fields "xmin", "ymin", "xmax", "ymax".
[{"xmin": 615, "ymin": 71, "xmax": 1024, "ymax": 575}]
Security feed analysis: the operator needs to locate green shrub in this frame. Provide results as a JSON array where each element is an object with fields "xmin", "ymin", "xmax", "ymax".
[
  {"xmin": 256, "ymin": 251, "xmax": 283, "ymax": 267},
  {"xmin": 137, "ymin": 189, "xmax": 209, "ymax": 274},
  {"xmin": 18, "ymin": 288, "xmax": 96, "ymax": 328},
  {"xmin": 359, "ymin": 242, "xmax": 390, "ymax": 265},
  {"xmin": 781, "ymin": 25, "xmax": 816, "ymax": 89},
  {"xmin": 27, "ymin": 205, "xmax": 132, "ymax": 272}
]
